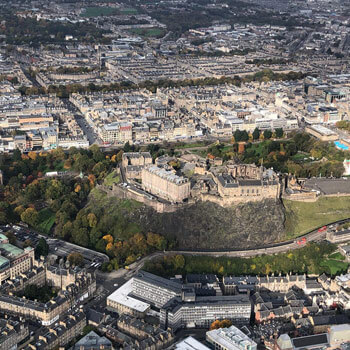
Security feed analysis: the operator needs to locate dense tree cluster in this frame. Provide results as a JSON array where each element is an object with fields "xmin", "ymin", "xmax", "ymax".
[
  {"xmin": 0, "ymin": 12, "xmax": 110, "ymax": 46},
  {"xmin": 336, "ymin": 120, "xmax": 350, "ymax": 132},
  {"xmin": 16, "ymin": 283, "xmax": 57, "ymax": 303},
  {"xmin": 144, "ymin": 242, "xmax": 340, "ymax": 277},
  {"xmin": 207, "ymin": 132, "xmax": 345, "ymax": 176},
  {"xmin": 0, "ymin": 144, "xmax": 173, "ymax": 271}
]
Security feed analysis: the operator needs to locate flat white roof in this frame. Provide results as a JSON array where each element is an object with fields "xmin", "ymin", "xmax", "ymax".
[
  {"xmin": 206, "ymin": 325, "xmax": 257, "ymax": 350},
  {"xmin": 174, "ymin": 336, "xmax": 210, "ymax": 350},
  {"xmin": 107, "ymin": 278, "xmax": 150, "ymax": 313},
  {"xmin": 309, "ymin": 124, "xmax": 337, "ymax": 136}
]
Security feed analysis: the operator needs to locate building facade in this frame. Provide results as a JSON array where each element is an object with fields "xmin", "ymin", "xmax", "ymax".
[
  {"xmin": 160, "ymin": 295, "xmax": 251, "ymax": 332},
  {"xmin": 142, "ymin": 166, "xmax": 190, "ymax": 203},
  {"xmin": 0, "ymin": 234, "xmax": 35, "ymax": 285},
  {"xmin": 132, "ymin": 271, "xmax": 182, "ymax": 308}
]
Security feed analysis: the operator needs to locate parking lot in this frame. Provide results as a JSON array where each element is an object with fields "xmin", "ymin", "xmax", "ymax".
[
  {"xmin": 47, "ymin": 238, "xmax": 108, "ymax": 268},
  {"xmin": 1, "ymin": 224, "xmax": 109, "ymax": 269}
]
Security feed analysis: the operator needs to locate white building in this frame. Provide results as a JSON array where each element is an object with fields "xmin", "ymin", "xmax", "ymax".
[
  {"xmin": 206, "ymin": 325, "xmax": 257, "ymax": 350},
  {"xmin": 173, "ymin": 336, "xmax": 210, "ymax": 350}
]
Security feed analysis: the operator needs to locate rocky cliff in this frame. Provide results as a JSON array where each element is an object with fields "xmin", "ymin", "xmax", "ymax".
[{"xmin": 133, "ymin": 199, "xmax": 286, "ymax": 250}]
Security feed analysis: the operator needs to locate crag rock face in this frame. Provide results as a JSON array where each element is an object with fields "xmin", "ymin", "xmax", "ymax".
[{"xmin": 137, "ymin": 199, "xmax": 286, "ymax": 250}]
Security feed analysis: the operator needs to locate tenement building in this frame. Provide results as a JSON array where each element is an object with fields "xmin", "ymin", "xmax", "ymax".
[
  {"xmin": 0, "ymin": 267, "xmax": 96, "ymax": 325},
  {"xmin": 0, "ymin": 318, "xmax": 29, "ymax": 350},
  {"xmin": 160, "ymin": 294, "xmax": 251, "ymax": 332},
  {"xmin": 141, "ymin": 165, "xmax": 191, "ymax": 203},
  {"xmin": 24, "ymin": 311, "xmax": 86, "ymax": 350}
]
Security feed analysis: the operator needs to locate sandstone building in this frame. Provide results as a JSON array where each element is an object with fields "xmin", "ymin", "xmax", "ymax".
[
  {"xmin": 142, "ymin": 165, "xmax": 190, "ymax": 203},
  {"xmin": 214, "ymin": 164, "xmax": 280, "ymax": 203},
  {"xmin": 0, "ymin": 233, "xmax": 35, "ymax": 285}
]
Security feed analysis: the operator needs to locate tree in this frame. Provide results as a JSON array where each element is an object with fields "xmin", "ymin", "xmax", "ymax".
[
  {"xmin": 67, "ymin": 252, "xmax": 84, "ymax": 267},
  {"xmin": 87, "ymin": 213, "xmax": 98, "ymax": 228},
  {"xmin": 125, "ymin": 255, "xmax": 136, "ymax": 265},
  {"xmin": 252, "ymin": 128, "xmax": 260, "ymax": 140},
  {"xmin": 123, "ymin": 141, "xmax": 131, "ymax": 152},
  {"xmin": 174, "ymin": 255, "xmax": 185, "ymax": 270},
  {"xmin": 21, "ymin": 207, "xmax": 39, "ymax": 227},
  {"xmin": 5, "ymin": 231, "xmax": 16, "ymax": 245},
  {"xmin": 102, "ymin": 234, "xmax": 114, "ymax": 244},
  {"xmin": 35, "ymin": 238, "xmax": 49, "ymax": 259},
  {"xmin": 24, "ymin": 239, "xmax": 33, "ymax": 248},
  {"xmin": 116, "ymin": 150, "xmax": 123, "ymax": 163},
  {"xmin": 275, "ymin": 128, "xmax": 284, "ymax": 138},
  {"xmin": 72, "ymin": 228, "xmax": 89, "ymax": 247},
  {"xmin": 263, "ymin": 130, "xmax": 272, "ymax": 140},
  {"xmin": 147, "ymin": 232, "xmax": 167, "ymax": 250},
  {"xmin": 209, "ymin": 319, "xmax": 232, "ymax": 330}
]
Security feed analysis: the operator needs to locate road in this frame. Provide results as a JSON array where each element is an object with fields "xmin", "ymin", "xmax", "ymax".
[{"xmin": 61, "ymin": 98, "xmax": 99, "ymax": 145}]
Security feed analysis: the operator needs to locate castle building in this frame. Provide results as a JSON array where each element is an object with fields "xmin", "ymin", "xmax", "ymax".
[
  {"xmin": 141, "ymin": 165, "xmax": 190, "ymax": 203},
  {"xmin": 122, "ymin": 152, "xmax": 153, "ymax": 180},
  {"xmin": 214, "ymin": 164, "xmax": 280, "ymax": 203}
]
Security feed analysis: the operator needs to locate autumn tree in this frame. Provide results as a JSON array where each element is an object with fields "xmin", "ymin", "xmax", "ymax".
[
  {"xmin": 209, "ymin": 319, "xmax": 232, "ymax": 330},
  {"xmin": 146, "ymin": 232, "xmax": 167, "ymax": 250},
  {"xmin": 87, "ymin": 213, "xmax": 98, "ymax": 228},
  {"xmin": 21, "ymin": 207, "xmax": 39, "ymax": 227},
  {"xmin": 68, "ymin": 252, "xmax": 84, "ymax": 267}
]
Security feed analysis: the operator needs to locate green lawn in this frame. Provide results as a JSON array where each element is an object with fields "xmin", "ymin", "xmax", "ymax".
[
  {"xmin": 121, "ymin": 7, "xmax": 138, "ymax": 14},
  {"xmin": 329, "ymin": 252, "xmax": 345, "ymax": 261},
  {"xmin": 128, "ymin": 27, "xmax": 166, "ymax": 38},
  {"xmin": 36, "ymin": 209, "xmax": 55, "ymax": 235},
  {"xmin": 291, "ymin": 152, "xmax": 313, "ymax": 163},
  {"xmin": 320, "ymin": 259, "xmax": 349, "ymax": 275},
  {"xmin": 284, "ymin": 197, "xmax": 350, "ymax": 238},
  {"xmin": 174, "ymin": 141, "xmax": 209, "ymax": 149},
  {"xmin": 104, "ymin": 171, "xmax": 120, "ymax": 187},
  {"xmin": 80, "ymin": 7, "xmax": 118, "ymax": 17}
]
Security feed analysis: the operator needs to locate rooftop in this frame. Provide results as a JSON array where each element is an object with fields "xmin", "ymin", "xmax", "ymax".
[
  {"xmin": 144, "ymin": 165, "xmax": 189, "ymax": 185},
  {"xmin": 107, "ymin": 278, "xmax": 150, "ymax": 313},
  {"xmin": 174, "ymin": 336, "xmax": 210, "ymax": 350},
  {"xmin": 134, "ymin": 270, "xmax": 182, "ymax": 294},
  {"xmin": 206, "ymin": 325, "xmax": 257, "ymax": 350}
]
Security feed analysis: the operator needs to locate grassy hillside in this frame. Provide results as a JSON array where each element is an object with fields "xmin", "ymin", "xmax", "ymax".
[{"xmin": 283, "ymin": 197, "xmax": 350, "ymax": 238}]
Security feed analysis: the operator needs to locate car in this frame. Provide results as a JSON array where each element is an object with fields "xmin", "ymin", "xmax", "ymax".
[
  {"xmin": 114, "ymin": 283, "xmax": 118, "ymax": 287},
  {"xmin": 297, "ymin": 237, "xmax": 307, "ymax": 245}
]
